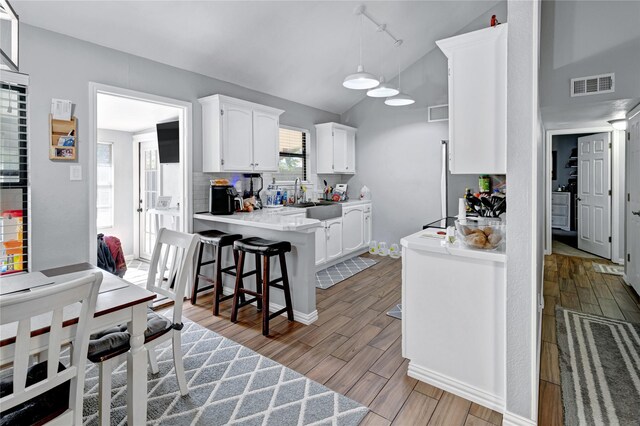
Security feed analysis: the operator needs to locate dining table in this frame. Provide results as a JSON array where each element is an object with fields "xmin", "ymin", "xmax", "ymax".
[{"xmin": 0, "ymin": 263, "xmax": 156, "ymax": 425}]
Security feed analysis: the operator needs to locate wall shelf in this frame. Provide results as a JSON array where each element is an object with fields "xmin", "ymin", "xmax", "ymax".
[{"xmin": 49, "ymin": 114, "xmax": 77, "ymax": 160}]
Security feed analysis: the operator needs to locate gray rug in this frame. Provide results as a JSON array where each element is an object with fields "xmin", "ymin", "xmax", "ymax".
[
  {"xmin": 82, "ymin": 320, "xmax": 368, "ymax": 425},
  {"xmin": 316, "ymin": 257, "xmax": 377, "ymax": 290},
  {"xmin": 556, "ymin": 307, "xmax": 640, "ymax": 425},
  {"xmin": 592, "ymin": 262, "xmax": 624, "ymax": 276},
  {"xmin": 386, "ymin": 304, "xmax": 402, "ymax": 320}
]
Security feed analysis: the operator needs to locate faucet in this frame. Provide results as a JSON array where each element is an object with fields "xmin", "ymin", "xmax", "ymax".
[{"xmin": 294, "ymin": 178, "xmax": 300, "ymax": 204}]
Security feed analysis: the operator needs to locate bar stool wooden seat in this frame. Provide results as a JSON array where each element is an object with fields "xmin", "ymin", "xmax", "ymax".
[
  {"xmin": 230, "ymin": 237, "xmax": 294, "ymax": 336},
  {"xmin": 193, "ymin": 230, "xmax": 244, "ymax": 315}
]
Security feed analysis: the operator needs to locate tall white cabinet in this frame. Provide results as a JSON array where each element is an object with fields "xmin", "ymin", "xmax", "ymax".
[
  {"xmin": 315, "ymin": 122, "xmax": 356, "ymax": 174},
  {"xmin": 436, "ymin": 24, "xmax": 508, "ymax": 175},
  {"xmin": 199, "ymin": 94, "xmax": 284, "ymax": 173}
]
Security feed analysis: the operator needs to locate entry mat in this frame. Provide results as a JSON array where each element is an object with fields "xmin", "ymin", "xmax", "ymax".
[
  {"xmin": 315, "ymin": 257, "xmax": 377, "ymax": 290},
  {"xmin": 592, "ymin": 262, "xmax": 624, "ymax": 276}
]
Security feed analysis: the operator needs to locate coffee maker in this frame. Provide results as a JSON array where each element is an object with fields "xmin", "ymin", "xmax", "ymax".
[{"xmin": 209, "ymin": 185, "xmax": 241, "ymax": 215}]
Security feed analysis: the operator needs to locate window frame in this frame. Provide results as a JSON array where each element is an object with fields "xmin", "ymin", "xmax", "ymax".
[
  {"xmin": 276, "ymin": 125, "xmax": 309, "ymax": 182},
  {"xmin": 96, "ymin": 141, "xmax": 114, "ymax": 229},
  {"xmin": 0, "ymin": 75, "xmax": 28, "ymax": 275}
]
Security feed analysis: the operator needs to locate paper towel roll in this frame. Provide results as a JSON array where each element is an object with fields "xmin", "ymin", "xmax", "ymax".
[{"xmin": 458, "ymin": 198, "xmax": 466, "ymax": 219}]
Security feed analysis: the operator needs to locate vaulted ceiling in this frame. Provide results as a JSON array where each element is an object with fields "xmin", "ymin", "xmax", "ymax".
[{"xmin": 14, "ymin": 1, "xmax": 500, "ymax": 114}]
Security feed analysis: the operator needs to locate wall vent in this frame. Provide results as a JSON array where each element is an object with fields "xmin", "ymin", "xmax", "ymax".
[
  {"xmin": 570, "ymin": 73, "xmax": 614, "ymax": 97},
  {"xmin": 428, "ymin": 104, "xmax": 449, "ymax": 122}
]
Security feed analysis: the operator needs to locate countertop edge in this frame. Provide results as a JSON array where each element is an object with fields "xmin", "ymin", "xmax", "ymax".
[
  {"xmin": 401, "ymin": 231, "xmax": 507, "ymax": 263},
  {"xmin": 193, "ymin": 213, "xmax": 322, "ymax": 232}
]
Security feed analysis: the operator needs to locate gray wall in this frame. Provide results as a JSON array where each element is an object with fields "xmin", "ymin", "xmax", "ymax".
[
  {"xmin": 21, "ymin": 23, "xmax": 339, "ymax": 270},
  {"xmin": 96, "ymin": 129, "xmax": 134, "ymax": 256},
  {"xmin": 505, "ymin": 0, "xmax": 542, "ymax": 421},
  {"xmin": 340, "ymin": 2, "xmax": 508, "ymax": 245},
  {"xmin": 540, "ymin": 0, "xmax": 640, "ymax": 110}
]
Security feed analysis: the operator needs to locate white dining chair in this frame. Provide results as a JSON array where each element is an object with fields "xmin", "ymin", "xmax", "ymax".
[
  {"xmin": 87, "ymin": 228, "xmax": 198, "ymax": 424},
  {"xmin": 0, "ymin": 272, "xmax": 102, "ymax": 425}
]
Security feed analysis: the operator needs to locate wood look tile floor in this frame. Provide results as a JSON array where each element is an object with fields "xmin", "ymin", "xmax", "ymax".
[
  {"xmin": 538, "ymin": 251, "xmax": 640, "ymax": 426},
  {"xmin": 182, "ymin": 254, "xmax": 503, "ymax": 425}
]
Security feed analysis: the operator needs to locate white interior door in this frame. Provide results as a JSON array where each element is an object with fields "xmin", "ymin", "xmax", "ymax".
[
  {"xmin": 139, "ymin": 140, "xmax": 159, "ymax": 260},
  {"xmin": 577, "ymin": 132, "xmax": 611, "ymax": 258},
  {"xmin": 627, "ymin": 113, "xmax": 640, "ymax": 294}
]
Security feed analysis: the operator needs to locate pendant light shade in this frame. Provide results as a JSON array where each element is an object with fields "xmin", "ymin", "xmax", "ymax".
[
  {"xmin": 367, "ymin": 78, "xmax": 400, "ymax": 97},
  {"xmin": 343, "ymin": 14, "xmax": 379, "ymax": 90},
  {"xmin": 343, "ymin": 65, "xmax": 380, "ymax": 90},
  {"xmin": 384, "ymin": 92, "xmax": 415, "ymax": 106}
]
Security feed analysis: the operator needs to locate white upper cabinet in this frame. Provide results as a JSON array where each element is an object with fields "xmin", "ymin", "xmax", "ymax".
[
  {"xmin": 252, "ymin": 109, "xmax": 280, "ymax": 172},
  {"xmin": 315, "ymin": 122, "xmax": 356, "ymax": 174},
  {"xmin": 436, "ymin": 24, "xmax": 507, "ymax": 175},
  {"xmin": 221, "ymin": 101, "xmax": 254, "ymax": 171},
  {"xmin": 199, "ymin": 94, "xmax": 284, "ymax": 173}
]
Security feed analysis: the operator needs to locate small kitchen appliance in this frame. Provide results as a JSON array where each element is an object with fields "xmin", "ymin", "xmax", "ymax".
[{"xmin": 209, "ymin": 185, "xmax": 240, "ymax": 215}]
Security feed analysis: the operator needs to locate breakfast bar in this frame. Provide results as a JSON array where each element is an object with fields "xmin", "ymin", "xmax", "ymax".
[{"xmin": 193, "ymin": 209, "xmax": 322, "ymax": 324}]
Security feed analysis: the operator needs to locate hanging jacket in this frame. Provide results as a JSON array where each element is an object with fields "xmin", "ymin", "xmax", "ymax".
[
  {"xmin": 104, "ymin": 235, "xmax": 127, "ymax": 278},
  {"xmin": 97, "ymin": 234, "xmax": 117, "ymax": 275}
]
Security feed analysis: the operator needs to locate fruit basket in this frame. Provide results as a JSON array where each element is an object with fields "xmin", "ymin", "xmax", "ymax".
[{"xmin": 455, "ymin": 219, "xmax": 505, "ymax": 251}]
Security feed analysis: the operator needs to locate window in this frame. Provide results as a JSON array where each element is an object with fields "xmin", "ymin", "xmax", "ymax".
[
  {"xmin": 96, "ymin": 142, "xmax": 114, "ymax": 229},
  {"xmin": 274, "ymin": 127, "xmax": 307, "ymax": 181},
  {"xmin": 0, "ymin": 76, "xmax": 28, "ymax": 275}
]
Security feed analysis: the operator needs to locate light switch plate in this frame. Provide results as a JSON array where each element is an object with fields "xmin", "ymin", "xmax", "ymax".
[{"xmin": 70, "ymin": 165, "xmax": 82, "ymax": 181}]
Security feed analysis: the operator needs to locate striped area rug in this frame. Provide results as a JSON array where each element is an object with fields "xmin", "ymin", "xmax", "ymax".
[{"xmin": 556, "ymin": 308, "xmax": 640, "ymax": 425}]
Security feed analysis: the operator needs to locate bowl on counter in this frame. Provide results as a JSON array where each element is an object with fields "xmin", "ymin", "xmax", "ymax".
[{"xmin": 455, "ymin": 219, "xmax": 505, "ymax": 251}]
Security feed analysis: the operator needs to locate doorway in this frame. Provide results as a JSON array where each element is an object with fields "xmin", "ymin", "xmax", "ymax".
[
  {"xmin": 626, "ymin": 105, "xmax": 640, "ymax": 295},
  {"xmin": 88, "ymin": 83, "xmax": 192, "ymax": 276},
  {"xmin": 545, "ymin": 128, "xmax": 619, "ymax": 259}
]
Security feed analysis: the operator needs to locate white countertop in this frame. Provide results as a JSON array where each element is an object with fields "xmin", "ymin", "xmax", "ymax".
[
  {"xmin": 194, "ymin": 209, "xmax": 322, "ymax": 232},
  {"xmin": 401, "ymin": 229, "xmax": 506, "ymax": 263}
]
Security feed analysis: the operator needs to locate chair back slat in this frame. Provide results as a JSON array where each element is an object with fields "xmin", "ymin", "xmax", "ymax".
[
  {"xmin": 0, "ymin": 272, "xmax": 102, "ymax": 423},
  {"xmin": 11, "ymin": 319, "xmax": 31, "ymax": 395},
  {"xmin": 146, "ymin": 228, "xmax": 198, "ymax": 324},
  {"xmin": 47, "ymin": 307, "xmax": 64, "ymax": 379}
]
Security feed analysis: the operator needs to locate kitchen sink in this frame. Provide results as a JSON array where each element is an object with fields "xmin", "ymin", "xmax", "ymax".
[
  {"xmin": 306, "ymin": 203, "xmax": 342, "ymax": 221},
  {"xmin": 290, "ymin": 201, "xmax": 336, "ymax": 208}
]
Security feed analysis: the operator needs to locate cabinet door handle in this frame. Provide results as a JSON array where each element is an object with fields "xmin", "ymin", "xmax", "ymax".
[
  {"xmin": 255, "ymin": 163, "xmax": 259, "ymax": 166},
  {"xmin": 633, "ymin": 210, "xmax": 640, "ymax": 216}
]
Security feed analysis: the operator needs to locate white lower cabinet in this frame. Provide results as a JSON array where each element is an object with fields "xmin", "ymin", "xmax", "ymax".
[
  {"xmin": 315, "ymin": 225, "xmax": 327, "ymax": 266},
  {"xmin": 326, "ymin": 218, "xmax": 343, "ymax": 261},
  {"xmin": 342, "ymin": 205, "xmax": 364, "ymax": 253},
  {"xmin": 364, "ymin": 210, "xmax": 371, "ymax": 246}
]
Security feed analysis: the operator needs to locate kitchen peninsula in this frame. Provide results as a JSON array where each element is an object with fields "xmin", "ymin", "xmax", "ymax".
[{"xmin": 194, "ymin": 208, "xmax": 323, "ymax": 324}]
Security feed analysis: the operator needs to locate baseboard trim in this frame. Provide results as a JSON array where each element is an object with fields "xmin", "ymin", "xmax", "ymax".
[
  {"xmin": 221, "ymin": 286, "xmax": 318, "ymax": 325},
  {"xmin": 407, "ymin": 362, "xmax": 504, "ymax": 413},
  {"xmin": 502, "ymin": 411, "xmax": 537, "ymax": 426},
  {"xmin": 124, "ymin": 254, "xmax": 135, "ymax": 262}
]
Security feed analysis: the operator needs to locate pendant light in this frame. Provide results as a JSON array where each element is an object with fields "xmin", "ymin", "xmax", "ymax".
[
  {"xmin": 367, "ymin": 27, "xmax": 400, "ymax": 98},
  {"xmin": 385, "ymin": 51, "xmax": 414, "ymax": 106},
  {"xmin": 343, "ymin": 14, "xmax": 379, "ymax": 90}
]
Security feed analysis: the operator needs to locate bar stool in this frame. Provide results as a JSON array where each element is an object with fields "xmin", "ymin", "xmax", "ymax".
[
  {"xmin": 231, "ymin": 237, "xmax": 294, "ymax": 336},
  {"xmin": 192, "ymin": 230, "xmax": 243, "ymax": 315}
]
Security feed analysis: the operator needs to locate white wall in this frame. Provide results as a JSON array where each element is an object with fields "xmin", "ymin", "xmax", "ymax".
[
  {"xmin": 21, "ymin": 23, "xmax": 338, "ymax": 270},
  {"xmin": 340, "ymin": 3, "xmax": 507, "ymax": 245},
  {"xmin": 96, "ymin": 129, "xmax": 134, "ymax": 255},
  {"xmin": 504, "ymin": 0, "xmax": 542, "ymax": 423}
]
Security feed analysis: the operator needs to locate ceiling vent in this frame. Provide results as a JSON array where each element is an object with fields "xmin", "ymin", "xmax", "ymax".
[
  {"xmin": 570, "ymin": 73, "xmax": 614, "ymax": 97},
  {"xmin": 428, "ymin": 104, "xmax": 449, "ymax": 122}
]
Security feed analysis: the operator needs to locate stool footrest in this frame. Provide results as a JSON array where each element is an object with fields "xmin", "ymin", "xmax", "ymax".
[
  {"xmin": 199, "ymin": 259, "xmax": 216, "ymax": 267},
  {"xmin": 269, "ymin": 277, "xmax": 284, "ymax": 285},
  {"xmin": 236, "ymin": 297, "xmax": 259, "ymax": 309},
  {"xmin": 225, "ymin": 269, "xmax": 257, "ymax": 278},
  {"xmin": 194, "ymin": 282, "xmax": 215, "ymax": 293},
  {"xmin": 237, "ymin": 289, "xmax": 260, "ymax": 298},
  {"xmin": 220, "ymin": 265, "xmax": 237, "ymax": 275},
  {"xmin": 270, "ymin": 283, "xmax": 285, "ymax": 291},
  {"xmin": 269, "ymin": 307, "xmax": 289, "ymax": 320}
]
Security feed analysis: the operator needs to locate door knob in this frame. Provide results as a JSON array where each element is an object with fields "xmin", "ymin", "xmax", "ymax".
[
  {"xmin": 137, "ymin": 208, "xmax": 143, "ymax": 213},
  {"xmin": 576, "ymin": 197, "xmax": 582, "ymax": 202},
  {"xmin": 633, "ymin": 210, "xmax": 640, "ymax": 216}
]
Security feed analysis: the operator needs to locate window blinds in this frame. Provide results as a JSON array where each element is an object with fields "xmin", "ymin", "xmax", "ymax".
[
  {"xmin": 0, "ymin": 76, "xmax": 28, "ymax": 275},
  {"xmin": 274, "ymin": 128, "xmax": 307, "ymax": 181}
]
